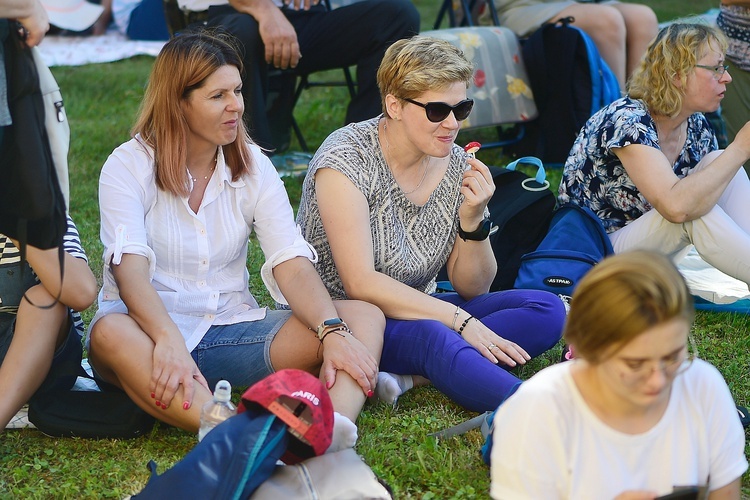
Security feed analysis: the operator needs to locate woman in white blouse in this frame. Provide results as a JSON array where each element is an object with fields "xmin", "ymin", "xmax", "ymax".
[
  {"xmin": 490, "ymin": 250, "xmax": 747, "ymax": 499},
  {"xmin": 87, "ymin": 30, "xmax": 383, "ymax": 448}
]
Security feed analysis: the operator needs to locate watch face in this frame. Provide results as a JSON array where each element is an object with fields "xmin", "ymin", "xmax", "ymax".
[{"xmin": 317, "ymin": 318, "xmax": 346, "ymax": 339}]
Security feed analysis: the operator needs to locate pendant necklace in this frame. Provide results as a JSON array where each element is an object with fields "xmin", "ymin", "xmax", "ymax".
[{"xmin": 382, "ymin": 120, "xmax": 429, "ymax": 195}]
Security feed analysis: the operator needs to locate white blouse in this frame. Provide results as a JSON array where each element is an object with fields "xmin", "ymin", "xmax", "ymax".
[{"xmin": 90, "ymin": 136, "xmax": 316, "ymax": 351}]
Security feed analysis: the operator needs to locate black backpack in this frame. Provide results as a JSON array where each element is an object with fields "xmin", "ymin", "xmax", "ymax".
[
  {"xmin": 508, "ymin": 17, "xmax": 621, "ymax": 165},
  {"xmin": 486, "ymin": 158, "xmax": 556, "ymax": 291},
  {"xmin": 0, "ymin": 22, "xmax": 69, "ymax": 308},
  {"xmin": 437, "ymin": 157, "xmax": 556, "ymax": 292},
  {"xmin": 28, "ymin": 368, "xmax": 157, "ymax": 440}
]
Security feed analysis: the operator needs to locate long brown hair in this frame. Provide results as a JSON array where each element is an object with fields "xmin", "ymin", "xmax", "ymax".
[{"xmin": 132, "ymin": 29, "xmax": 253, "ymax": 196}]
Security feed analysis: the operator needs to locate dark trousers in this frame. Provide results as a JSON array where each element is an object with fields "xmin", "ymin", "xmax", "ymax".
[
  {"xmin": 203, "ymin": 0, "xmax": 420, "ymax": 151},
  {"xmin": 127, "ymin": 0, "xmax": 170, "ymax": 41}
]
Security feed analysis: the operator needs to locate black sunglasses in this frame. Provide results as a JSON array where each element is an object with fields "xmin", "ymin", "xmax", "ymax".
[{"xmin": 402, "ymin": 98, "xmax": 474, "ymax": 122}]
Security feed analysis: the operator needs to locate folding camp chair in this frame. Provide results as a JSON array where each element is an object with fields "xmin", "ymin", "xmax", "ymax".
[
  {"xmin": 420, "ymin": 26, "xmax": 538, "ymax": 150},
  {"xmin": 433, "ymin": 0, "xmax": 500, "ymax": 29}
]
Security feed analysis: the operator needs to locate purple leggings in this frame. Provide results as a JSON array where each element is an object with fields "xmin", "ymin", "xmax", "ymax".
[{"xmin": 379, "ymin": 289, "xmax": 565, "ymax": 412}]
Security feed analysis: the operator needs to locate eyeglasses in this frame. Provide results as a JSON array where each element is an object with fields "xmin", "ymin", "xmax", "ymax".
[
  {"xmin": 619, "ymin": 339, "xmax": 697, "ymax": 383},
  {"xmin": 402, "ymin": 98, "xmax": 474, "ymax": 122},
  {"xmin": 695, "ymin": 64, "xmax": 730, "ymax": 80}
]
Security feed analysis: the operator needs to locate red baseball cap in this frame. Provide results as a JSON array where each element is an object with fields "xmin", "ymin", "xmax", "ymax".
[{"xmin": 238, "ymin": 369, "xmax": 333, "ymax": 464}]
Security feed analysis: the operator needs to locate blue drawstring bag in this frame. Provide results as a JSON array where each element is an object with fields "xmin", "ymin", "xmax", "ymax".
[
  {"xmin": 132, "ymin": 409, "xmax": 289, "ymax": 500},
  {"xmin": 132, "ymin": 369, "xmax": 334, "ymax": 499}
]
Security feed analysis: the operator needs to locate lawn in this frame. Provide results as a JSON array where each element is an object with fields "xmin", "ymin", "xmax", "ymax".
[{"xmin": 2, "ymin": 0, "xmax": 748, "ymax": 498}]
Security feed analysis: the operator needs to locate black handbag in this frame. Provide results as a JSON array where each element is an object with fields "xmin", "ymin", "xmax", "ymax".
[
  {"xmin": 28, "ymin": 370, "xmax": 156, "ymax": 440},
  {"xmin": 0, "ymin": 21, "xmax": 67, "ymax": 251},
  {"xmin": 0, "ymin": 22, "xmax": 69, "ymax": 308}
]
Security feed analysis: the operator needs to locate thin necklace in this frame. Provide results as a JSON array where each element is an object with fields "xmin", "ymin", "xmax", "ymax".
[
  {"xmin": 188, "ymin": 152, "xmax": 218, "ymax": 183},
  {"xmin": 655, "ymin": 119, "xmax": 686, "ymax": 147},
  {"xmin": 655, "ymin": 119, "xmax": 686, "ymax": 164},
  {"xmin": 382, "ymin": 120, "xmax": 429, "ymax": 195}
]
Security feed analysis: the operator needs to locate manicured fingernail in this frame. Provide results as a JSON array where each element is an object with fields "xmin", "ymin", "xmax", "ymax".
[
  {"xmin": 155, "ymin": 400, "xmax": 161, "ymax": 406},
  {"xmin": 367, "ymin": 390, "xmax": 374, "ymax": 398},
  {"xmin": 183, "ymin": 402, "xmax": 190, "ymax": 410},
  {"xmin": 326, "ymin": 381, "xmax": 332, "ymax": 390},
  {"xmin": 150, "ymin": 392, "xmax": 155, "ymax": 399},
  {"xmin": 161, "ymin": 403, "xmax": 167, "ymax": 410}
]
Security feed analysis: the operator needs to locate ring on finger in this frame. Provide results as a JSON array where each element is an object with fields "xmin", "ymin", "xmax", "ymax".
[{"xmin": 487, "ymin": 343, "xmax": 496, "ymax": 350}]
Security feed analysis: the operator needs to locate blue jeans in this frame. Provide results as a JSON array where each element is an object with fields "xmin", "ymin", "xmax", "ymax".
[
  {"xmin": 380, "ymin": 289, "xmax": 565, "ymax": 412},
  {"xmin": 190, "ymin": 310, "xmax": 292, "ymax": 390}
]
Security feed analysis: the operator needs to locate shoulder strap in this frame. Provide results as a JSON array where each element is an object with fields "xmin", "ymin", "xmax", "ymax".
[
  {"xmin": 427, "ymin": 411, "xmax": 493, "ymax": 439},
  {"xmin": 229, "ymin": 415, "xmax": 287, "ymax": 499},
  {"xmin": 505, "ymin": 156, "xmax": 547, "ymax": 185}
]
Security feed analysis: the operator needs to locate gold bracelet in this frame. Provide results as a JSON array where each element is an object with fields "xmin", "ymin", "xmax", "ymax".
[{"xmin": 451, "ymin": 305, "xmax": 461, "ymax": 331}]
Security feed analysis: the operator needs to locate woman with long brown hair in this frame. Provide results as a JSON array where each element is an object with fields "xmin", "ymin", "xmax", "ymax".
[{"xmin": 87, "ymin": 30, "xmax": 384, "ymax": 450}]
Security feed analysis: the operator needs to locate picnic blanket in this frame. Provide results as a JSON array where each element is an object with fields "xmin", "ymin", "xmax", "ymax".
[
  {"xmin": 658, "ymin": 8, "xmax": 719, "ymax": 28},
  {"xmin": 36, "ymin": 30, "xmax": 165, "ymax": 67},
  {"xmin": 678, "ymin": 247, "xmax": 750, "ymax": 313}
]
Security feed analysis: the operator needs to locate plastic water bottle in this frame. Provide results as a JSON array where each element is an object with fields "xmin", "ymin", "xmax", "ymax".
[{"xmin": 198, "ymin": 380, "xmax": 236, "ymax": 441}]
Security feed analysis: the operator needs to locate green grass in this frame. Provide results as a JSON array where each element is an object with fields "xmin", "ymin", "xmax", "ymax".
[{"xmin": 1, "ymin": 1, "xmax": 748, "ymax": 498}]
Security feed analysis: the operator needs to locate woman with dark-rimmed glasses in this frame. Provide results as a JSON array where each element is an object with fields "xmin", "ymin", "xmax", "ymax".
[
  {"xmin": 296, "ymin": 35, "xmax": 566, "ymax": 413},
  {"xmin": 490, "ymin": 250, "xmax": 747, "ymax": 499}
]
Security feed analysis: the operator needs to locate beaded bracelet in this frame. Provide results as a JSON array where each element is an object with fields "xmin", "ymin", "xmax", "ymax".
[
  {"xmin": 457, "ymin": 315, "xmax": 474, "ymax": 336},
  {"xmin": 319, "ymin": 325, "xmax": 350, "ymax": 344}
]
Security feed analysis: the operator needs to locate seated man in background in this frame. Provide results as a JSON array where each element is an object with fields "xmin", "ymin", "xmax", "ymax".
[{"xmin": 177, "ymin": 0, "xmax": 420, "ymax": 152}]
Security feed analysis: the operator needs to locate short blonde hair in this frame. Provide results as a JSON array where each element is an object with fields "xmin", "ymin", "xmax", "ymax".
[
  {"xmin": 563, "ymin": 250, "xmax": 694, "ymax": 364},
  {"xmin": 132, "ymin": 28, "xmax": 253, "ymax": 197},
  {"xmin": 376, "ymin": 35, "xmax": 473, "ymax": 116},
  {"xmin": 628, "ymin": 23, "xmax": 728, "ymax": 117}
]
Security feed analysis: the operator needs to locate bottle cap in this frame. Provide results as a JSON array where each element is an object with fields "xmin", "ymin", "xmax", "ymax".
[{"xmin": 213, "ymin": 380, "xmax": 232, "ymax": 403}]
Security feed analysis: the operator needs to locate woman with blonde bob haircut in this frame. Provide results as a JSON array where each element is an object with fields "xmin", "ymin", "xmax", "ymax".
[
  {"xmin": 296, "ymin": 35, "xmax": 565, "ymax": 412},
  {"xmin": 87, "ymin": 30, "xmax": 385, "ymax": 450},
  {"xmin": 560, "ymin": 23, "xmax": 750, "ymax": 289},
  {"xmin": 491, "ymin": 250, "xmax": 747, "ymax": 499}
]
